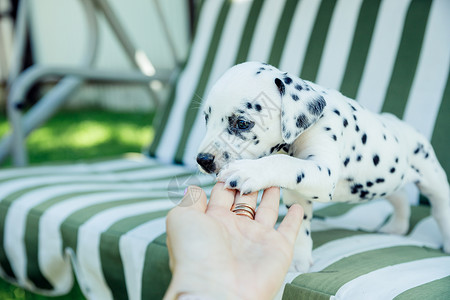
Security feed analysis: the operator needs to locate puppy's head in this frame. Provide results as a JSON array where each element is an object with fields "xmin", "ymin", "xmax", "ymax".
[{"xmin": 196, "ymin": 62, "xmax": 326, "ymax": 174}]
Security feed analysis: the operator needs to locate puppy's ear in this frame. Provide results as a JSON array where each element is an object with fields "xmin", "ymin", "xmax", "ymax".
[{"xmin": 276, "ymin": 76, "xmax": 326, "ymax": 144}]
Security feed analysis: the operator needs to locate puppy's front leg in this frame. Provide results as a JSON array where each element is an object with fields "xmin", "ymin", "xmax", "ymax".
[
  {"xmin": 218, "ymin": 154, "xmax": 338, "ymax": 201},
  {"xmin": 284, "ymin": 189, "xmax": 314, "ymax": 273}
]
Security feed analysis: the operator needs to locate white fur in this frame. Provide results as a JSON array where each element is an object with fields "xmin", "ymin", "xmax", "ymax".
[{"xmin": 197, "ymin": 62, "xmax": 450, "ymax": 272}]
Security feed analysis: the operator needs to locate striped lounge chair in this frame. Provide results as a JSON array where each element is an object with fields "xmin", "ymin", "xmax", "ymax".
[{"xmin": 1, "ymin": 0, "xmax": 449, "ymax": 299}]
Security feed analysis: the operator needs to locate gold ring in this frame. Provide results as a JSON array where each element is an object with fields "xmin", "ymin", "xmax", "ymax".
[{"xmin": 231, "ymin": 203, "xmax": 256, "ymax": 220}]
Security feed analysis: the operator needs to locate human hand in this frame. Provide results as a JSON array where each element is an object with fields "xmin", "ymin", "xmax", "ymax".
[{"xmin": 164, "ymin": 182, "xmax": 303, "ymax": 300}]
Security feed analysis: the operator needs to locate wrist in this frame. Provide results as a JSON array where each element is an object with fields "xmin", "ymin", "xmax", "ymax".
[{"xmin": 164, "ymin": 266, "xmax": 240, "ymax": 300}]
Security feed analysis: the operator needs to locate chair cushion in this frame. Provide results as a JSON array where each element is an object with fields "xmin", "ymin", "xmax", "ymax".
[
  {"xmin": 0, "ymin": 154, "xmax": 214, "ymax": 299},
  {"xmin": 282, "ymin": 202, "xmax": 450, "ymax": 299},
  {"xmin": 0, "ymin": 155, "xmax": 448, "ymax": 299}
]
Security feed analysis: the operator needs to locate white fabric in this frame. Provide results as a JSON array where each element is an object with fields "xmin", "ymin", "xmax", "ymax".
[{"xmin": 331, "ymin": 257, "xmax": 450, "ymax": 300}]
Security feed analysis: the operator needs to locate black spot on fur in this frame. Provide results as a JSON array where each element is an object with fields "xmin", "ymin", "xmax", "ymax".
[
  {"xmin": 390, "ymin": 167, "xmax": 396, "ymax": 173},
  {"xmin": 362, "ymin": 133, "xmax": 367, "ymax": 144},
  {"xmin": 291, "ymin": 94, "xmax": 299, "ymax": 101},
  {"xmin": 303, "ymin": 214, "xmax": 308, "ymax": 220},
  {"xmin": 331, "ymin": 134, "xmax": 337, "ymax": 141},
  {"xmin": 295, "ymin": 84, "xmax": 303, "ymax": 91},
  {"xmin": 343, "ymin": 118, "xmax": 348, "ymax": 127},
  {"xmin": 383, "ymin": 134, "xmax": 387, "ymax": 140},
  {"xmin": 373, "ymin": 155, "xmax": 380, "ymax": 166},
  {"xmin": 223, "ymin": 152, "xmax": 230, "ymax": 160},
  {"xmin": 350, "ymin": 104, "xmax": 357, "ymax": 111},
  {"xmin": 246, "ymin": 102, "xmax": 252, "ymax": 109},
  {"xmin": 327, "ymin": 168, "xmax": 331, "ymax": 176},
  {"xmin": 229, "ymin": 180, "xmax": 237, "ymax": 188},
  {"xmin": 355, "ymin": 125, "xmax": 360, "ymax": 132},
  {"xmin": 208, "ymin": 106, "xmax": 211, "ymax": 113},
  {"xmin": 275, "ymin": 78, "xmax": 285, "ymax": 96},
  {"xmin": 274, "ymin": 143, "xmax": 287, "ymax": 152},
  {"xmin": 343, "ymin": 157, "xmax": 350, "ymax": 167},
  {"xmin": 308, "ymin": 97, "xmax": 326, "ymax": 116},
  {"xmin": 296, "ymin": 114, "xmax": 309, "ymax": 129},
  {"xmin": 317, "ymin": 165, "xmax": 322, "ymax": 171},
  {"xmin": 414, "ymin": 143, "xmax": 423, "ymax": 154},
  {"xmin": 254, "ymin": 140, "xmax": 259, "ymax": 145},
  {"xmin": 333, "ymin": 109, "xmax": 341, "ymax": 116},
  {"xmin": 366, "ymin": 181, "xmax": 373, "ymax": 187},
  {"xmin": 270, "ymin": 145, "xmax": 278, "ymax": 154},
  {"xmin": 353, "ymin": 114, "xmax": 357, "ymax": 121},
  {"xmin": 284, "ymin": 76, "xmax": 293, "ymax": 84},
  {"xmin": 360, "ymin": 190, "xmax": 370, "ymax": 198},
  {"xmin": 296, "ymin": 172, "xmax": 305, "ymax": 184},
  {"xmin": 255, "ymin": 104, "xmax": 262, "ymax": 111},
  {"xmin": 411, "ymin": 165, "xmax": 421, "ymax": 174},
  {"xmin": 395, "ymin": 157, "xmax": 399, "ymax": 163},
  {"xmin": 306, "ymin": 229, "xmax": 310, "ymax": 236},
  {"xmin": 324, "ymin": 127, "xmax": 331, "ymax": 131},
  {"xmin": 351, "ymin": 183, "xmax": 363, "ymax": 194},
  {"xmin": 356, "ymin": 155, "xmax": 362, "ymax": 161},
  {"xmin": 376, "ymin": 178, "xmax": 385, "ymax": 183}
]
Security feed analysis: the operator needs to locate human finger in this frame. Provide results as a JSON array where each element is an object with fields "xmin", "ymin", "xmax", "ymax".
[
  {"xmin": 175, "ymin": 185, "xmax": 207, "ymax": 212},
  {"xmin": 255, "ymin": 187, "xmax": 280, "ymax": 227},
  {"xmin": 232, "ymin": 191, "xmax": 258, "ymax": 220},
  {"xmin": 277, "ymin": 204, "xmax": 304, "ymax": 245},
  {"xmin": 206, "ymin": 182, "xmax": 236, "ymax": 212}
]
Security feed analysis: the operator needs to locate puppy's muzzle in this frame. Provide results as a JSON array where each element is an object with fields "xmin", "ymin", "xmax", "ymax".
[{"xmin": 196, "ymin": 153, "xmax": 216, "ymax": 174}]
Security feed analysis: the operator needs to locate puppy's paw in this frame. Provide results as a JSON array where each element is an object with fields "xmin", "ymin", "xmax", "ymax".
[
  {"xmin": 444, "ymin": 241, "xmax": 450, "ymax": 254},
  {"xmin": 379, "ymin": 216, "xmax": 409, "ymax": 235},
  {"xmin": 289, "ymin": 248, "xmax": 313, "ymax": 273},
  {"xmin": 218, "ymin": 159, "xmax": 269, "ymax": 194}
]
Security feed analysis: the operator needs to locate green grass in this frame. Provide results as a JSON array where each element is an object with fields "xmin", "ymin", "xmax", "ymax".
[
  {"xmin": 0, "ymin": 110, "xmax": 155, "ymax": 166},
  {"xmin": 0, "ymin": 109, "xmax": 156, "ymax": 299}
]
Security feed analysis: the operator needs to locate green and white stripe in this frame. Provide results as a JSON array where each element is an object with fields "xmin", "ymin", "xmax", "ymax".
[
  {"xmin": 0, "ymin": 156, "xmax": 215, "ymax": 298},
  {"xmin": 282, "ymin": 202, "xmax": 448, "ymax": 299}
]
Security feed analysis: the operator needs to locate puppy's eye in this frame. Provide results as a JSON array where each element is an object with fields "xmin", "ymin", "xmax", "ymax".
[
  {"xmin": 228, "ymin": 115, "xmax": 254, "ymax": 134},
  {"xmin": 237, "ymin": 119, "xmax": 250, "ymax": 130}
]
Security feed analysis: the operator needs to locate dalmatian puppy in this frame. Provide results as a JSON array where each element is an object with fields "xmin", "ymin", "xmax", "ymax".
[{"xmin": 196, "ymin": 61, "xmax": 450, "ymax": 272}]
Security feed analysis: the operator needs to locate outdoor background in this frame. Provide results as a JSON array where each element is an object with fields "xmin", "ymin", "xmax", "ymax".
[{"xmin": 0, "ymin": 0, "xmax": 190, "ymax": 298}]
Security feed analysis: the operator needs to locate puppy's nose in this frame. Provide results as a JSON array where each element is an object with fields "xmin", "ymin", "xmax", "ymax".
[{"xmin": 196, "ymin": 153, "xmax": 216, "ymax": 174}]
